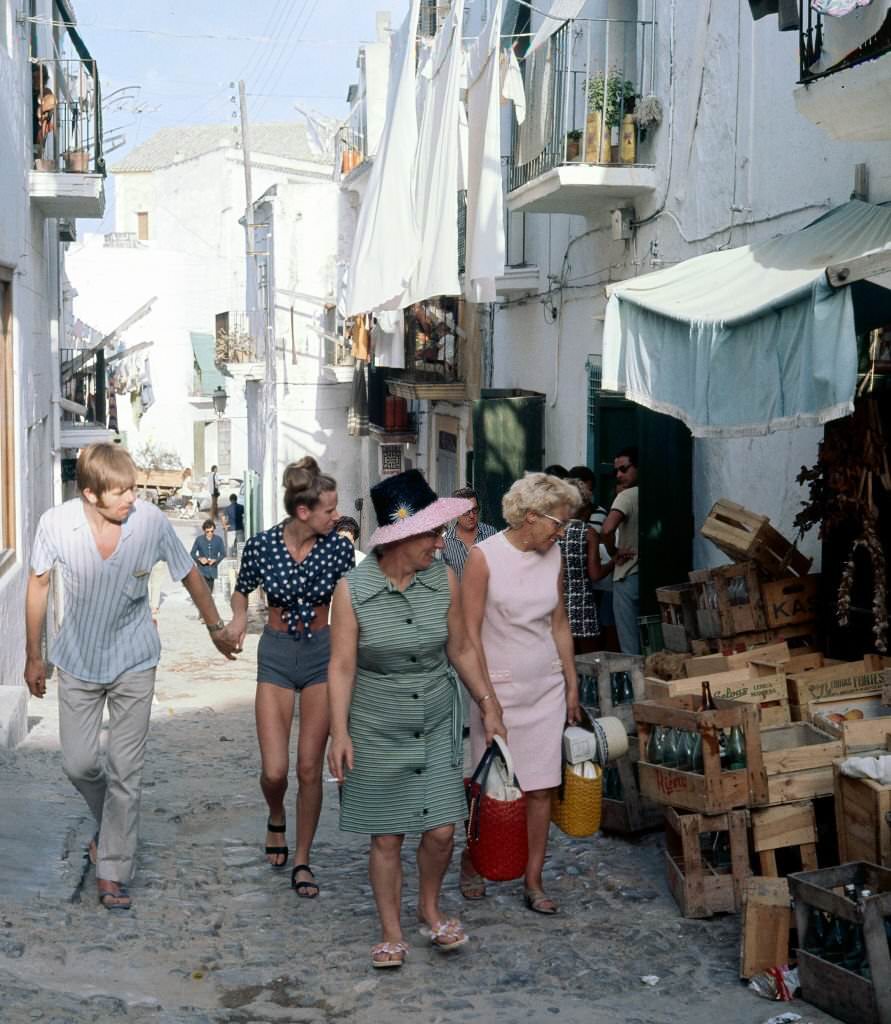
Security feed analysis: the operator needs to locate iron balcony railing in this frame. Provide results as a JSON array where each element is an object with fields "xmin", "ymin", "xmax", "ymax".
[
  {"xmin": 215, "ymin": 311, "xmax": 257, "ymax": 364},
  {"xmin": 457, "ymin": 189, "xmax": 467, "ymax": 276},
  {"xmin": 31, "ymin": 57, "xmax": 104, "ymax": 175},
  {"xmin": 798, "ymin": 0, "xmax": 891, "ymax": 83},
  {"xmin": 337, "ymin": 98, "xmax": 367, "ymax": 179},
  {"xmin": 61, "ymin": 347, "xmax": 106, "ymax": 425},
  {"xmin": 507, "ymin": 16, "xmax": 655, "ymax": 193}
]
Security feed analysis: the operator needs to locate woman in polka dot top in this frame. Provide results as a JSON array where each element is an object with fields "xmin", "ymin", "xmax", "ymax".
[{"xmin": 231, "ymin": 457, "xmax": 354, "ymax": 898}]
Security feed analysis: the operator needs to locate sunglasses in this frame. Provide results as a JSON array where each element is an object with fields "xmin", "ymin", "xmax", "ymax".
[
  {"xmin": 614, "ymin": 464, "xmax": 633, "ymax": 474},
  {"xmin": 540, "ymin": 513, "xmax": 571, "ymax": 529}
]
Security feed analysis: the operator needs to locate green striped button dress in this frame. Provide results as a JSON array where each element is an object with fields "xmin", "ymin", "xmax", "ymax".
[{"xmin": 340, "ymin": 554, "xmax": 466, "ymax": 835}]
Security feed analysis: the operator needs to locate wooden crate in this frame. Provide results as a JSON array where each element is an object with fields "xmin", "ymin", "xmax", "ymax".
[
  {"xmin": 740, "ymin": 877, "xmax": 791, "ymax": 979},
  {"xmin": 761, "ymin": 573, "xmax": 820, "ymax": 629},
  {"xmin": 656, "ymin": 583, "xmax": 699, "ymax": 653},
  {"xmin": 633, "ymin": 696, "xmax": 768, "ymax": 813},
  {"xmin": 758, "ymin": 722, "xmax": 842, "ymax": 806},
  {"xmin": 684, "ymin": 641, "xmax": 791, "ymax": 677},
  {"xmin": 759, "ymin": 700, "xmax": 791, "ymax": 729},
  {"xmin": 576, "ymin": 652, "xmax": 645, "ymax": 735},
  {"xmin": 646, "ymin": 667, "xmax": 786, "ymax": 704},
  {"xmin": 689, "ymin": 562, "xmax": 767, "ymax": 639},
  {"xmin": 810, "ymin": 694, "xmax": 891, "ymax": 753},
  {"xmin": 786, "ymin": 659, "xmax": 890, "ymax": 717},
  {"xmin": 600, "ymin": 744, "xmax": 664, "ymax": 835},
  {"xmin": 663, "ymin": 806, "xmax": 750, "ymax": 918},
  {"xmin": 700, "ymin": 498, "xmax": 812, "ymax": 579},
  {"xmin": 789, "ymin": 862, "xmax": 891, "ymax": 1024},
  {"xmin": 751, "ymin": 651, "xmax": 827, "ymax": 677},
  {"xmin": 751, "ymin": 800, "xmax": 818, "ymax": 876},
  {"xmin": 834, "ymin": 761, "xmax": 891, "ymax": 867}
]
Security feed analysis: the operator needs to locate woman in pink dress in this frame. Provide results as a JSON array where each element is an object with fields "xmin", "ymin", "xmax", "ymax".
[{"xmin": 461, "ymin": 473, "xmax": 582, "ymax": 913}]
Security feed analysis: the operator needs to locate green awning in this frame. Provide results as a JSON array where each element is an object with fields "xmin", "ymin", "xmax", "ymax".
[{"xmin": 191, "ymin": 332, "xmax": 226, "ymax": 396}]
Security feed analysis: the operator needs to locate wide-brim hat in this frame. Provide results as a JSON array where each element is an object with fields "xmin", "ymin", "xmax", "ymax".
[{"xmin": 367, "ymin": 469, "xmax": 473, "ymax": 548}]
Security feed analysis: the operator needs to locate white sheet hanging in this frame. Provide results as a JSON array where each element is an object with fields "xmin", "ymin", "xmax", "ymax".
[
  {"xmin": 515, "ymin": 40, "xmax": 553, "ymax": 167},
  {"xmin": 529, "ymin": 0, "xmax": 585, "ymax": 52},
  {"xmin": 464, "ymin": 0, "xmax": 505, "ymax": 303},
  {"xmin": 501, "ymin": 48, "xmax": 527, "ymax": 125},
  {"xmin": 372, "ymin": 309, "xmax": 406, "ymax": 369},
  {"xmin": 401, "ymin": 0, "xmax": 465, "ymax": 306},
  {"xmin": 345, "ymin": 0, "xmax": 422, "ymax": 316}
]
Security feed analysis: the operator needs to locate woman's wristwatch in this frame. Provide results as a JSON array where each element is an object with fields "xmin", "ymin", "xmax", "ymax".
[{"xmin": 205, "ymin": 620, "xmax": 225, "ymax": 633}]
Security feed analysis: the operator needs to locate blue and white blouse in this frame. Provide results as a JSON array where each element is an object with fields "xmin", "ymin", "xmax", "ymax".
[{"xmin": 235, "ymin": 523, "xmax": 355, "ymax": 638}]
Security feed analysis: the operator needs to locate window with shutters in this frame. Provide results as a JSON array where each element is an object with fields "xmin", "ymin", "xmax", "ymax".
[{"xmin": 136, "ymin": 211, "xmax": 149, "ymax": 240}]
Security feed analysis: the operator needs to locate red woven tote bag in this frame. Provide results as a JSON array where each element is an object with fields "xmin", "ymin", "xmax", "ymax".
[{"xmin": 464, "ymin": 736, "xmax": 527, "ymax": 881}]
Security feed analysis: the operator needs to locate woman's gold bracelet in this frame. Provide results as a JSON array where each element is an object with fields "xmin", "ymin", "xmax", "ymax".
[{"xmin": 478, "ymin": 693, "xmax": 493, "ymax": 708}]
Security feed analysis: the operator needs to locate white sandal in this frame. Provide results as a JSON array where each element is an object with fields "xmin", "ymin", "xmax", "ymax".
[
  {"xmin": 418, "ymin": 917, "xmax": 468, "ymax": 951},
  {"xmin": 371, "ymin": 940, "xmax": 408, "ymax": 968}
]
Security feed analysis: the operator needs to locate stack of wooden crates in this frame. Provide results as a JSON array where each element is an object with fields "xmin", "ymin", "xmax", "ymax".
[
  {"xmin": 656, "ymin": 498, "xmax": 819, "ymax": 656},
  {"xmin": 575, "ymin": 651, "xmax": 662, "ymax": 835}
]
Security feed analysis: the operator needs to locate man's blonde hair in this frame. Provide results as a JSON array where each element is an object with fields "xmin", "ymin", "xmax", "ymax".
[
  {"xmin": 75, "ymin": 443, "xmax": 137, "ymax": 498},
  {"xmin": 501, "ymin": 472, "xmax": 582, "ymax": 529}
]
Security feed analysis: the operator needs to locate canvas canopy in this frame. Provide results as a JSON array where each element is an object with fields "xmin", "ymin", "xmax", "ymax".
[{"xmin": 602, "ymin": 200, "xmax": 891, "ymax": 437}]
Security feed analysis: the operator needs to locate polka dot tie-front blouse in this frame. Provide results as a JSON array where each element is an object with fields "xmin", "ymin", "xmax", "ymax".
[{"xmin": 234, "ymin": 523, "xmax": 355, "ymax": 638}]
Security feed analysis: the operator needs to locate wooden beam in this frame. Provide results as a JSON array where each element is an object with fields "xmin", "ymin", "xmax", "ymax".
[{"xmin": 825, "ymin": 249, "xmax": 891, "ymax": 288}]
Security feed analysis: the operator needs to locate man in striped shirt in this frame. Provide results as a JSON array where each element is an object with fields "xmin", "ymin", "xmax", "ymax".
[
  {"xmin": 441, "ymin": 487, "xmax": 497, "ymax": 581},
  {"xmin": 24, "ymin": 444, "xmax": 240, "ymax": 911}
]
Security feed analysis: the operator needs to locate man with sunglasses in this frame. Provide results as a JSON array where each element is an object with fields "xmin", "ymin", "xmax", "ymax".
[
  {"xmin": 441, "ymin": 487, "xmax": 496, "ymax": 581},
  {"xmin": 600, "ymin": 447, "xmax": 639, "ymax": 654}
]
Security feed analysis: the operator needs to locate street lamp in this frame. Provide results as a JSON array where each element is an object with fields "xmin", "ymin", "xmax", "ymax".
[{"xmin": 212, "ymin": 385, "xmax": 227, "ymax": 417}]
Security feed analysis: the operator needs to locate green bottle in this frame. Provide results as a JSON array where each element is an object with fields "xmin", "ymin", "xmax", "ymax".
[
  {"xmin": 662, "ymin": 728, "xmax": 680, "ymax": 768},
  {"xmin": 726, "ymin": 725, "xmax": 746, "ymax": 770},
  {"xmin": 823, "ymin": 915, "xmax": 849, "ymax": 964},
  {"xmin": 804, "ymin": 908, "xmax": 828, "ymax": 955},
  {"xmin": 647, "ymin": 725, "xmax": 665, "ymax": 764},
  {"xmin": 690, "ymin": 731, "xmax": 703, "ymax": 773},
  {"xmin": 677, "ymin": 730, "xmax": 694, "ymax": 771},
  {"xmin": 621, "ymin": 671, "xmax": 635, "ymax": 704}
]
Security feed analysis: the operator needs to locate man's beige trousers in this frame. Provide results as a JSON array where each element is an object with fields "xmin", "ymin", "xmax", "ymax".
[{"xmin": 58, "ymin": 666, "xmax": 156, "ymax": 883}]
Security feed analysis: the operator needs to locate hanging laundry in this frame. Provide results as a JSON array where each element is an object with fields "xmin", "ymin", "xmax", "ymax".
[
  {"xmin": 107, "ymin": 390, "xmax": 118, "ymax": 433},
  {"xmin": 500, "ymin": 48, "xmax": 527, "ymax": 125},
  {"xmin": 140, "ymin": 357, "xmax": 155, "ymax": 413},
  {"xmin": 347, "ymin": 360, "xmax": 370, "ymax": 437},
  {"xmin": 812, "ymin": 0, "xmax": 872, "ymax": 15},
  {"xmin": 372, "ymin": 310, "xmax": 406, "ymax": 370}
]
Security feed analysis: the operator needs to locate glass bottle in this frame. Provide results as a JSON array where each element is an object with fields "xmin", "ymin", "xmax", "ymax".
[
  {"xmin": 621, "ymin": 671, "xmax": 635, "ymax": 704},
  {"xmin": 690, "ymin": 730, "xmax": 703, "ymax": 773},
  {"xmin": 610, "ymin": 672, "xmax": 622, "ymax": 707},
  {"xmin": 726, "ymin": 725, "xmax": 746, "ymax": 770},
  {"xmin": 823, "ymin": 915, "xmax": 850, "ymax": 964},
  {"xmin": 718, "ymin": 729, "xmax": 729, "ymax": 770},
  {"xmin": 647, "ymin": 725, "xmax": 665, "ymax": 765},
  {"xmin": 804, "ymin": 908, "xmax": 828, "ymax": 956},
  {"xmin": 700, "ymin": 681, "xmax": 718, "ymax": 712},
  {"xmin": 662, "ymin": 727, "xmax": 680, "ymax": 769},
  {"xmin": 677, "ymin": 730, "xmax": 694, "ymax": 771}
]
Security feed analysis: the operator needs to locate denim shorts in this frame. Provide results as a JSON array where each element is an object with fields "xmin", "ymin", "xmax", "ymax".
[{"xmin": 257, "ymin": 626, "xmax": 331, "ymax": 691}]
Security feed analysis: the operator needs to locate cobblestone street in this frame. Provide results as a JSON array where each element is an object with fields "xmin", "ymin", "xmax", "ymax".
[{"xmin": 0, "ymin": 551, "xmax": 840, "ymax": 1024}]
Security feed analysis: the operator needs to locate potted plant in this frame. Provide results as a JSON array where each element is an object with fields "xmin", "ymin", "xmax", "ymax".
[
  {"xmin": 586, "ymin": 71, "xmax": 637, "ymax": 163},
  {"xmin": 565, "ymin": 129, "xmax": 582, "ymax": 162}
]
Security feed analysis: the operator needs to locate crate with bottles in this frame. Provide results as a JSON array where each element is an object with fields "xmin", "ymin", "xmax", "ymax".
[
  {"xmin": 576, "ymin": 652, "xmax": 645, "ymax": 735},
  {"xmin": 600, "ymin": 744, "xmax": 664, "ymax": 835},
  {"xmin": 655, "ymin": 582, "xmax": 699, "ymax": 653},
  {"xmin": 664, "ymin": 805, "xmax": 750, "ymax": 917},
  {"xmin": 790, "ymin": 862, "xmax": 891, "ymax": 1024},
  {"xmin": 633, "ymin": 684, "xmax": 769, "ymax": 814},
  {"xmin": 645, "ymin": 664, "xmax": 790, "ymax": 729},
  {"xmin": 689, "ymin": 561, "xmax": 767, "ymax": 640}
]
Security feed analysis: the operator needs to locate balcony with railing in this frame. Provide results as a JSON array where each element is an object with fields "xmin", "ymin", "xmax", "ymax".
[
  {"xmin": 29, "ymin": 56, "xmax": 106, "ymax": 218},
  {"xmin": 215, "ymin": 311, "xmax": 259, "ymax": 365},
  {"xmin": 794, "ymin": 0, "xmax": 891, "ymax": 140},
  {"xmin": 336, "ymin": 91, "xmax": 368, "ymax": 183},
  {"xmin": 505, "ymin": 16, "xmax": 658, "ymax": 216}
]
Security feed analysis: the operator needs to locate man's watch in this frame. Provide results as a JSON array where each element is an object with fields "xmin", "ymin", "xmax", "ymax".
[{"xmin": 206, "ymin": 620, "xmax": 225, "ymax": 633}]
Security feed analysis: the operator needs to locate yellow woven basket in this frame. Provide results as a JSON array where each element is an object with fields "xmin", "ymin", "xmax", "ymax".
[{"xmin": 551, "ymin": 763, "xmax": 603, "ymax": 837}]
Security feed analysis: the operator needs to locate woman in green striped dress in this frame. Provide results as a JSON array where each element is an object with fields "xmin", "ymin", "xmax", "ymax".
[{"xmin": 328, "ymin": 470, "xmax": 505, "ymax": 969}]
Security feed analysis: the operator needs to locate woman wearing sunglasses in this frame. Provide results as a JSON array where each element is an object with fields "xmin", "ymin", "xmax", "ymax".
[{"xmin": 460, "ymin": 472, "xmax": 582, "ymax": 913}]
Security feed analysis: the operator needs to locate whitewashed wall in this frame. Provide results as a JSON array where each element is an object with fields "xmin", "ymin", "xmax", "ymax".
[{"xmin": 493, "ymin": 0, "xmax": 891, "ymax": 565}]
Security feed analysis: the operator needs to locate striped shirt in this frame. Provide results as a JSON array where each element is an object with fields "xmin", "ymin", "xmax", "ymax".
[
  {"xmin": 441, "ymin": 522, "xmax": 497, "ymax": 580},
  {"xmin": 31, "ymin": 498, "xmax": 195, "ymax": 683}
]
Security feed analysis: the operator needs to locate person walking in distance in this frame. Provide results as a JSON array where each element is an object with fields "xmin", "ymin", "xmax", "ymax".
[
  {"xmin": 223, "ymin": 492, "xmax": 245, "ymax": 556},
  {"xmin": 600, "ymin": 447, "xmax": 640, "ymax": 654},
  {"xmin": 190, "ymin": 519, "xmax": 226, "ymax": 590},
  {"xmin": 207, "ymin": 464, "xmax": 220, "ymax": 521},
  {"xmin": 24, "ymin": 444, "xmax": 240, "ymax": 911}
]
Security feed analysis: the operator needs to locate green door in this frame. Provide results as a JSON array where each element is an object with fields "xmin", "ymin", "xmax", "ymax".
[
  {"xmin": 587, "ymin": 363, "xmax": 693, "ymax": 615},
  {"xmin": 472, "ymin": 389, "xmax": 545, "ymax": 529}
]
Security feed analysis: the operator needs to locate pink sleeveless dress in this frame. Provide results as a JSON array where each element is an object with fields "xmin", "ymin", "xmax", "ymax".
[{"xmin": 468, "ymin": 530, "xmax": 567, "ymax": 791}]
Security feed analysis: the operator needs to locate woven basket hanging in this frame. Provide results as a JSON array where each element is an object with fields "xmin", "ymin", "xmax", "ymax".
[{"xmin": 551, "ymin": 763, "xmax": 603, "ymax": 838}]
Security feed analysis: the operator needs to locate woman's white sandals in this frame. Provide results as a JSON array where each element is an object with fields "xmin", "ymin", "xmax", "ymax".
[
  {"xmin": 418, "ymin": 918, "xmax": 469, "ymax": 951},
  {"xmin": 370, "ymin": 941, "xmax": 408, "ymax": 968}
]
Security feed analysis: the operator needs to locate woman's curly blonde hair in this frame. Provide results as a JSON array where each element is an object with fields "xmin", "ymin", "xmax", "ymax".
[{"xmin": 502, "ymin": 472, "xmax": 582, "ymax": 529}]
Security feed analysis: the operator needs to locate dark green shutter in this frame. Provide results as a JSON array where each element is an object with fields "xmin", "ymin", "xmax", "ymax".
[{"xmin": 472, "ymin": 389, "xmax": 545, "ymax": 529}]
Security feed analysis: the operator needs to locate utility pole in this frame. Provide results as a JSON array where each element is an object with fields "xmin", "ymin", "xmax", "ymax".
[{"xmin": 237, "ymin": 80, "xmax": 254, "ymax": 258}]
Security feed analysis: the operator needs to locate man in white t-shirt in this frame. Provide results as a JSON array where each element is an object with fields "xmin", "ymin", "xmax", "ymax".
[{"xmin": 600, "ymin": 447, "xmax": 639, "ymax": 654}]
